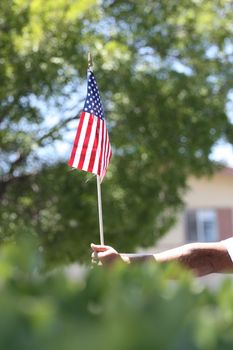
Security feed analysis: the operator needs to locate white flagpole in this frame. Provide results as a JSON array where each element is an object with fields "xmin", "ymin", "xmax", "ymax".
[
  {"xmin": 88, "ymin": 52, "xmax": 105, "ymax": 245},
  {"xmin": 96, "ymin": 175, "xmax": 105, "ymax": 245}
]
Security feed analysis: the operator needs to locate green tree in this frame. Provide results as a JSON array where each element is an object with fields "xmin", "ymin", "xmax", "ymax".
[{"xmin": 1, "ymin": 0, "xmax": 233, "ymax": 264}]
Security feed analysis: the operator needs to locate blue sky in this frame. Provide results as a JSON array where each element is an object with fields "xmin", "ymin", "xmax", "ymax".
[{"xmin": 211, "ymin": 142, "xmax": 233, "ymax": 167}]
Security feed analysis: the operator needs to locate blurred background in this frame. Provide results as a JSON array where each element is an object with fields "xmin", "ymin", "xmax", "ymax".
[{"xmin": 1, "ymin": 1, "xmax": 233, "ymax": 348}]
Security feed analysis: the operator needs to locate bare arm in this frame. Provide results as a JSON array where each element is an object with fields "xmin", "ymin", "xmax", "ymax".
[
  {"xmin": 154, "ymin": 242, "xmax": 233, "ymax": 276},
  {"xmin": 91, "ymin": 242, "xmax": 233, "ymax": 276}
]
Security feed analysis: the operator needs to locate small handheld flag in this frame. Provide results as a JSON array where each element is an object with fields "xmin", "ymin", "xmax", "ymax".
[
  {"xmin": 68, "ymin": 54, "xmax": 111, "ymax": 245},
  {"xmin": 68, "ymin": 69, "xmax": 112, "ymax": 180}
]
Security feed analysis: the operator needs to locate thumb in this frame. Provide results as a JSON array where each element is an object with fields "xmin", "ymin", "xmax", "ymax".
[{"xmin": 91, "ymin": 243, "xmax": 112, "ymax": 252}]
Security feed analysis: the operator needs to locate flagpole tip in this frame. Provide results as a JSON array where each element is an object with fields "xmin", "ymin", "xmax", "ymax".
[{"xmin": 88, "ymin": 52, "xmax": 93, "ymax": 69}]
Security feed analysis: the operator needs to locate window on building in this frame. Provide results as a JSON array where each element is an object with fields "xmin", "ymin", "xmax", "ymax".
[{"xmin": 185, "ymin": 209, "xmax": 218, "ymax": 242}]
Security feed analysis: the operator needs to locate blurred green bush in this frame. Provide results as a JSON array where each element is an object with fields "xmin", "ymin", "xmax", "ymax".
[{"xmin": 0, "ymin": 240, "xmax": 233, "ymax": 350}]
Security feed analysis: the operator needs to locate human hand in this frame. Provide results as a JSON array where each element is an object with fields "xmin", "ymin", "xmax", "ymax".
[{"xmin": 91, "ymin": 243, "xmax": 121, "ymax": 266}]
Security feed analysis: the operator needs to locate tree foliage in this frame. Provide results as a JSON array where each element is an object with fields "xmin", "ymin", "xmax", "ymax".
[{"xmin": 1, "ymin": 0, "xmax": 233, "ymax": 264}]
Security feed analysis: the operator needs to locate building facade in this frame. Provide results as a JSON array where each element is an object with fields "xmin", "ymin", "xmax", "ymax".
[
  {"xmin": 155, "ymin": 168, "xmax": 233, "ymax": 286},
  {"xmin": 157, "ymin": 167, "xmax": 233, "ymax": 251}
]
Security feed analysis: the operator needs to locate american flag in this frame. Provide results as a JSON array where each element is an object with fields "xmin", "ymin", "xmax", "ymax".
[{"xmin": 68, "ymin": 69, "xmax": 112, "ymax": 179}]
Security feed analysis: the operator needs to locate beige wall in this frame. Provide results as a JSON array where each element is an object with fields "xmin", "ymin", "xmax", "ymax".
[
  {"xmin": 186, "ymin": 174, "xmax": 233, "ymax": 208},
  {"xmin": 156, "ymin": 171, "xmax": 233, "ymax": 252}
]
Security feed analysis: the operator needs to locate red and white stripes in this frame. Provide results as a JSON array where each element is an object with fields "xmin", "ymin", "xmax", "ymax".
[{"xmin": 68, "ymin": 112, "xmax": 112, "ymax": 179}]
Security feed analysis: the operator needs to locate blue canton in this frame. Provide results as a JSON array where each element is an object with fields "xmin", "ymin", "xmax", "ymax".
[{"xmin": 83, "ymin": 69, "xmax": 104, "ymax": 120}]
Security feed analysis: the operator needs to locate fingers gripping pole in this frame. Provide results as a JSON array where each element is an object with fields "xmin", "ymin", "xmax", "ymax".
[{"xmin": 96, "ymin": 175, "xmax": 104, "ymax": 245}]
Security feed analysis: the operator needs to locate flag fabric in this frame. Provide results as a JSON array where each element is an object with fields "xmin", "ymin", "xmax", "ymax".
[{"xmin": 68, "ymin": 69, "xmax": 112, "ymax": 179}]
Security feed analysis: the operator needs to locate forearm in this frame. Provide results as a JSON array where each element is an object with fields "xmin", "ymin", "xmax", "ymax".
[
  {"xmin": 120, "ymin": 253, "xmax": 155, "ymax": 264},
  {"xmin": 120, "ymin": 242, "xmax": 233, "ymax": 276}
]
